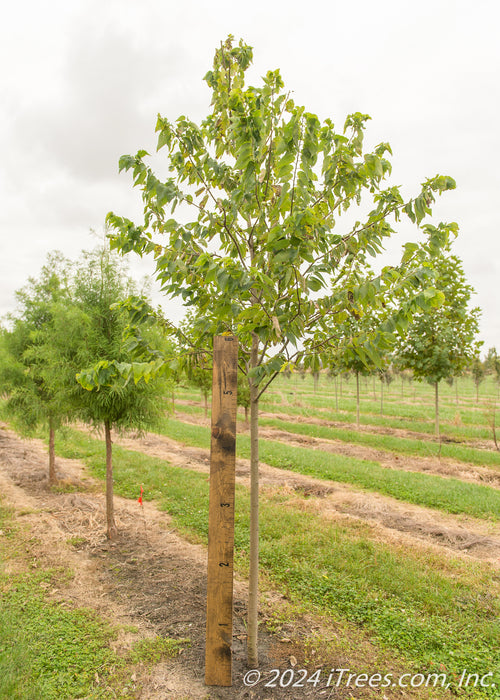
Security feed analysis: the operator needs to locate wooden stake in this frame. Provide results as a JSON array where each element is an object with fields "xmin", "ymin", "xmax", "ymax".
[{"xmin": 205, "ymin": 335, "xmax": 238, "ymax": 686}]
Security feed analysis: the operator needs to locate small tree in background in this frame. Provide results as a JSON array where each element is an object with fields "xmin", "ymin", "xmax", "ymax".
[
  {"xmin": 237, "ymin": 370, "xmax": 251, "ymax": 426},
  {"xmin": 378, "ymin": 365, "xmax": 394, "ymax": 416},
  {"xmin": 0, "ymin": 253, "xmax": 74, "ymax": 485},
  {"xmin": 485, "ymin": 347, "xmax": 500, "ymax": 399},
  {"xmin": 471, "ymin": 355, "xmax": 486, "ymax": 403},
  {"xmin": 182, "ymin": 349, "xmax": 212, "ymax": 418},
  {"xmin": 396, "ymin": 251, "xmax": 482, "ymax": 438}
]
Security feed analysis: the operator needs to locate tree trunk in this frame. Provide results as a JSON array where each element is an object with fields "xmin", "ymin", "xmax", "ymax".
[
  {"xmin": 435, "ymin": 381, "xmax": 440, "ymax": 439},
  {"xmin": 204, "ymin": 391, "xmax": 208, "ymax": 419},
  {"xmin": 401, "ymin": 376, "xmax": 404, "ymax": 398},
  {"xmin": 247, "ymin": 334, "xmax": 260, "ymax": 667},
  {"xmin": 48, "ymin": 418, "xmax": 56, "ymax": 486},
  {"xmin": 372, "ymin": 376, "xmax": 376, "ymax": 401},
  {"xmin": 380, "ymin": 380, "xmax": 384, "ymax": 416},
  {"xmin": 334, "ymin": 376, "xmax": 338, "ymax": 412},
  {"xmin": 313, "ymin": 372, "xmax": 318, "ymax": 394},
  {"xmin": 356, "ymin": 372, "xmax": 360, "ymax": 429},
  {"xmin": 244, "ymin": 405, "xmax": 249, "ymax": 427},
  {"xmin": 492, "ymin": 403, "xmax": 499, "ymax": 451},
  {"xmin": 104, "ymin": 420, "xmax": 118, "ymax": 540}
]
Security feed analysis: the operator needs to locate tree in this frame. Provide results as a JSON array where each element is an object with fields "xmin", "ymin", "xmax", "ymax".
[
  {"xmin": 0, "ymin": 253, "xmax": 75, "ymax": 485},
  {"xmin": 396, "ymin": 251, "xmax": 481, "ymax": 438},
  {"xmin": 485, "ymin": 347, "xmax": 500, "ymax": 399},
  {"xmin": 331, "ymin": 317, "xmax": 372, "ymax": 429},
  {"xmin": 106, "ymin": 36, "xmax": 457, "ymax": 664},
  {"xmin": 378, "ymin": 365, "xmax": 394, "ymax": 417},
  {"xmin": 178, "ymin": 311, "xmax": 214, "ymax": 419},
  {"xmin": 73, "ymin": 248, "xmax": 168, "ymax": 540},
  {"xmin": 470, "ymin": 355, "xmax": 485, "ymax": 403}
]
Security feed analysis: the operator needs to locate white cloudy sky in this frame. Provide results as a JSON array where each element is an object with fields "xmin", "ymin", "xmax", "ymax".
[{"xmin": 1, "ymin": 0, "xmax": 499, "ymax": 349}]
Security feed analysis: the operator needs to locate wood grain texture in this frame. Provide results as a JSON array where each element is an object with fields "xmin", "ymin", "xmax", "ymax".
[{"xmin": 205, "ymin": 336, "xmax": 238, "ymax": 686}]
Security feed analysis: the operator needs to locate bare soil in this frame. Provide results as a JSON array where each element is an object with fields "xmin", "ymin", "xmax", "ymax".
[{"xmin": 0, "ymin": 423, "xmax": 432, "ymax": 699}]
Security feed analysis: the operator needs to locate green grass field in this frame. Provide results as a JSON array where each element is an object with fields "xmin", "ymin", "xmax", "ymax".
[
  {"xmin": 51, "ymin": 426, "xmax": 499, "ymax": 697},
  {"xmin": 2, "ymin": 371, "xmax": 500, "ymax": 697}
]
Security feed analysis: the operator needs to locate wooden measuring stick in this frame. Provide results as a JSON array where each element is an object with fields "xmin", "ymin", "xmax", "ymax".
[{"xmin": 205, "ymin": 335, "xmax": 238, "ymax": 686}]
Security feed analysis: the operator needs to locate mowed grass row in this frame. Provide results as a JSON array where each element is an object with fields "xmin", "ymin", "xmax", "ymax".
[
  {"xmin": 269, "ymin": 374, "xmax": 500, "ymax": 408},
  {"xmin": 263, "ymin": 374, "xmax": 500, "ymax": 434},
  {"xmin": 259, "ymin": 417, "xmax": 500, "ymax": 471},
  {"xmin": 156, "ymin": 417, "xmax": 500, "ymax": 520},
  {"xmin": 175, "ymin": 400, "xmax": 500, "ymax": 470},
  {"xmin": 53, "ymin": 428, "xmax": 500, "ymax": 695},
  {"xmin": 260, "ymin": 395, "xmax": 495, "ymax": 441},
  {"xmin": 177, "ymin": 382, "xmax": 495, "ymax": 441}
]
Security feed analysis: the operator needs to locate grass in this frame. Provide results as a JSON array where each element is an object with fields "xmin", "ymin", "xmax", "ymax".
[
  {"xmin": 259, "ymin": 397, "xmax": 495, "ymax": 441},
  {"xmin": 261, "ymin": 373, "xmax": 500, "ymax": 441},
  {"xmin": 0, "ymin": 503, "xmax": 125, "ymax": 700},
  {"xmin": 156, "ymin": 418, "xmax": 500, "ymax": 521},
  {"xmin": 175, "ymin": 400, "xmax": 500, "ymax": 469},
  {"xmin": 129, "ymin": 636, "xmax": 190, "ymax": 664},
  {"xmin": 50, "ymin": 428, "xmax": 500, "ymax": 696},
  {"xmin": 258, "ymin": 416, "xmax": 500, "ymax": 469},
  {"xmin": 0, "ymin": 498, "xmax": 189, "ymax": 699}
]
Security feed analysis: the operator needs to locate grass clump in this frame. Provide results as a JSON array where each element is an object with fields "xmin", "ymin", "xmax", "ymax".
[{"xmin": 128, "ymin": 636, "xmax": 190, "ymax": 664}]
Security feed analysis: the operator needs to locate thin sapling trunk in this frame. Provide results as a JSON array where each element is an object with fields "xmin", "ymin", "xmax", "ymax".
[
  {"xmin": 356, "ymin": 371, "xmax": 360, "ymax": 429},
  {"xmin": 435, "ymin": 381, "xmax": 440, "ymax": 439},
  {"xmin": 48, "ymin": 417, "xmax": 56, "ymax": 486},
  {"xmin": 104, "ymin": 420, "xmax": 118, "ymax": 540},
  {"xmin": 247, "ymin": 334, "xmax": 260, "ymax": 667}
]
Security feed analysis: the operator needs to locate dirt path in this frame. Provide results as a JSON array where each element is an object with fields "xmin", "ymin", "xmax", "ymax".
[
  {"xmin": 115, "ymin": 419, "xmax": 500, "ymax": 567},
  {"xmin": 1, "ymin": 423, "xmax": 431, "ymax": 699}
]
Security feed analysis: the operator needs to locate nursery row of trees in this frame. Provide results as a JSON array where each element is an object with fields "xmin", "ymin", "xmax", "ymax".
[
  {"xmin": 0, "ymin": 37, "xmax": 488, "ymax": 667},
  {"xmin": 0, "ymin": 248, "xmax": 172, "ymax": 539}
]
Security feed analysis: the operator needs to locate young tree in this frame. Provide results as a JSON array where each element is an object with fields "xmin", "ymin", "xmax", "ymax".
[
  {"xmin": 106, "ymin": 37, "xmax": 457, "ymax": 664},
  {"xmin": 332, "ymin": 321, "xmax": 371, "ymax": 429},
  {"xmin": 0, "ymin": 253, "xmax": 74, "ymax": 485},
  {"xmin": 485, "ymin": 347, "xmax": 500, "ymax": 399},
  {"xmin": 73, "ymin": 248, "xmax": 168, "ymax": 540},
  {"xmin": 470, "ymin": 355, "xmax": 485, "ymax": 403},
  {"xmin": 378, "ymin": 366, "xmax": 394, "ymax": 417},
  {"xmin": 396, "ymin": 252, "xmax": 482, "ymax": 437}
]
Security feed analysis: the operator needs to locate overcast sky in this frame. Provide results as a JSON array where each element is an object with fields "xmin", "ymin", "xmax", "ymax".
[{"xmin": 1, "ymin": 0, "xmax": 499, "ymax": 350}]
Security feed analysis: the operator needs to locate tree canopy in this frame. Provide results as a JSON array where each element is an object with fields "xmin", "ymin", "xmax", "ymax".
[
  {"xmin": 105, "ymin": 36, "xmax": 459, "ymax": 665},
  {"xmin": 0, "ymin": 252, "xmax": 75, "ymax": 484},
  {"xmin": 396, "ymin": 250, "xmax": 481, "ymax": 435}
]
